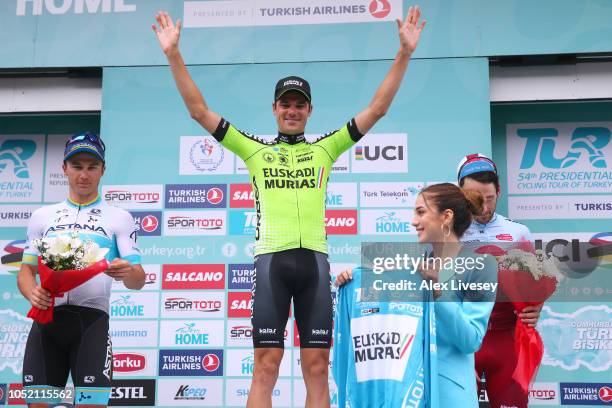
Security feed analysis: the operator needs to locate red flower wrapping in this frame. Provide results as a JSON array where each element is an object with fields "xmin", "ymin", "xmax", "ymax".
[
  {"xmin": 27, "ymin": 257, "xmax": 109, "ymax": 324},
  {"xmin": 498, "ymin": 267, "xmax": 557, "ymax": 393}
]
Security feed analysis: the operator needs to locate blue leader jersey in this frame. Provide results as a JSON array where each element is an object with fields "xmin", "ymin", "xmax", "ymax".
[{"xmin": 333, "ymin": 268, "xmax": 438, "ymax": 408}]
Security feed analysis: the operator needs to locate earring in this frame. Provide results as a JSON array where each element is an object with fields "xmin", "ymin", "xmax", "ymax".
[{"xmin": 443, "ymin": 224, "xmax": 451, "ymax": 237}]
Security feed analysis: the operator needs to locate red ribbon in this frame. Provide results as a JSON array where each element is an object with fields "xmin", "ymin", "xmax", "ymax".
[{"xmin": 27, "ymin": 257, "xmax": 109, "ymax": 324}]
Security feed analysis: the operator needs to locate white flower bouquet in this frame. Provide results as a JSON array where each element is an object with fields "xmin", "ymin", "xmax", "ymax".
[{"xmin": 27, "ymin": 232, "xmax": 110, "ymax": 324}]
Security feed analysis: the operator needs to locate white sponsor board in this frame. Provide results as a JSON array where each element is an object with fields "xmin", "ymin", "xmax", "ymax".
[
  {"xmin": 506, "ymin": 122, "xmax": 612, "ymax": 194},
  {"xmin": 528, "ymin": 382, "xmax": 560, "ymax": 406},
  {"xmin": 44, "ymin": 134, "xmax": 70, "ymax": 202},
  {"xmin": 159, "ymin": 320, "xmax": 225, "ymax": 348},
  {"xmin": 359, "ymin": 182, "xmax": 423, "ymax": 207},
  {"xmin": 226, "ymin": 378, "xmax": 291, "ymax": 407},
  {"xmin": 161, "ymin": 291, "xmax": 225, "ymax": 319},
  {"xmin": 351, "ymin": 134, "xmax": 408, "ymax": 173},
  {"xmin": 112, "ymin": 349, "xmax": 158, "ymax": 377},
  {"xmin": 0, "ymin": 134, "xmax": 45, "ymax": 202},
  {"xmin": 101, "ymin": 184, "xmax": 163, "ymax": 210},
  {"xmin": 164, "ymin": 210, "xmax": 227, "ymax": 236},
  {"xmin": 360, "ymin": 209, "xmax": 416, "ymax": 235},
  {"xmin": 184, "ymin": 0, "xmax": 402, "ymax": 28},
  {"xmin": 109, "ymin": 320, "xmax": 158, "ymax": 348},
  {"xmin": 508, "ymin": 195, "xmax": 612, "ymax": 220},
  {"xmin": 326, "ymin": 182, "xmax": 357, "ymax": 208},
  {"xmin": 157, "ymin": 378, "xmax": 223, "ymax": 406},
  {"xmin": 180, "ymin": 136, "xmax": 235, "ymax": 175},
  {"xmin": 226, "ymin": 348, "xmax": 291, "ymax": 377},
  {"xmin": 109, "ymin": 292, "xmax": 160, "ymax": 319},
  {"xmin": 0, "ymin": 204, "xmax": 38, "ymax": 227},
  {"xmin": 226, "ymin": 320, "xmax": 291, "ymax": 348},
  {"xmin": 332, "ymin": 151, "xmax": 350, "ymax": 173}
]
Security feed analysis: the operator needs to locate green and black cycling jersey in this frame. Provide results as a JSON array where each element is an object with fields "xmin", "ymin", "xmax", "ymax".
[{"xmin": 213, "ymin": 118, "xmax": 363, "ymax": 256}]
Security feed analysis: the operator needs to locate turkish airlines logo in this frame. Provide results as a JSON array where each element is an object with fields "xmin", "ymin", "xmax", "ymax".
[
  {"xmin": 230, "ymin": 184, "xmax": 254, "ymax": 208},
  {"xmin": 369, "ymin": 0, "xmax": 391, "ymax": 18},
  {"xmin": 202, "ymin": 353, "xmax": 221, "ymax": 372},
  {"xmin": 207, "ymin": 187, "xmax": 224, "ymax": 205},
  {"xmin": 141, "ymin": 215, "xmax": 158, "ymax": 233},
  {"xmin": 162, "ymin": 264, "xmax": 225, "ymax": 290},
  {"xmin": 600, "ymin": 386, "xmax": 612, "ymax": 402},
  {"xmin": 228, "ymin": 292, "xmax": 253, "ymax": 318},
  {"xmin": 325, "ymin": 210, "xmax": 358, "ymax": 235},
  {"xmin": 113, "ymin": 353, "xmax": 146, "ymax": 373}
]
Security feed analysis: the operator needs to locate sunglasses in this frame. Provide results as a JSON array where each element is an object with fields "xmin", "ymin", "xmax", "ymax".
[{"xmin": 66, "ymin": 132, "xmax": 106, "ymax": 151}]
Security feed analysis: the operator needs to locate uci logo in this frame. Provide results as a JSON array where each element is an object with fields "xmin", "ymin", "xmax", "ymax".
[
  {"xmin": 518, "ymin": 126, "xmax": 610, "ymax": 169},
  {"xmin": 0, "ymin": 139, "xmax": 36, "ymax": 178}
]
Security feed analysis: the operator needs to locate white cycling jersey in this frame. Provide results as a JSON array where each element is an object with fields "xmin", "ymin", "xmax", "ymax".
[
  {"xmin": 23, "ymin": 196, "xmax": 141, "ymax": 314},
  {"xmin": 461, "ymin": 212, "xmax": 533, "ymax": 243}
]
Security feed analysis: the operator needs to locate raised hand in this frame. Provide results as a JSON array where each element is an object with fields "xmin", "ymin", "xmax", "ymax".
[
  {"xmin": 396, "ymin": 5, "xmax": 426, "ymax": 55},
  {"xmin": 152, "ymin": 11, "xmax": 181, "ymax": 56}
]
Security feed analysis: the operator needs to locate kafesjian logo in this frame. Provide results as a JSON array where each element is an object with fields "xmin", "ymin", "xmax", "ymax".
[
  {"xmin": 0, "ymin": 140, "xmax": 36, "ymax": 179},
  {"xmin": 0, "ymin": 240, "xmax": 26, "ymax": 275},
  {"xmin": 518, "ymin": 126, "xmax": 610, "ymax": 169},
  {"xmin": 0, "ymin": 309, "xmax": 31, "ymax": 375}
]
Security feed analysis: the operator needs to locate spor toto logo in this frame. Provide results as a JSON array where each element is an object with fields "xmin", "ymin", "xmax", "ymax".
[
  {"xmin": 369, "ymin": 0, "xmax": 391, "ymax": 18},
  {"xmin": 202, "ymin": 354, "xmax": 221, "ymax": 372},
  {"xmin": 141, "ymin": 215, "xmax": 159, "ymax": 233}
]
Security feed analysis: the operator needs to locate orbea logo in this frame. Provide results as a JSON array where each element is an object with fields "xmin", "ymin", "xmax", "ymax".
[
  {"xmin": 113, "ymin": 353, "xmax": 145, "ymax": 373},
  {"xmin": 369, "ymin": 0, "xmax": 391, "ymax": 18},
  {"xmin": 162, "ymin": 264, "xmax": 225, "ymax": 290},
  {"xmin": 0, "ymin": 140, "xmax": 36, "ymax": 178},
  {"xmin": 518, "ymin": 126, "xmax": 610, "ymax": 169}
]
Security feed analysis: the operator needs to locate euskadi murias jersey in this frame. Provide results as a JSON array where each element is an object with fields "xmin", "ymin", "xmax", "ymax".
[{"xmin": 333, "ymin": 268, "xmax": 438, "ymax": 408}]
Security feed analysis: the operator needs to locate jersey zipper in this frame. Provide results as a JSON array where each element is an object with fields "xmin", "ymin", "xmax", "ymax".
[
  {"xmin": 66, "ymin": 202, "xmax": 83, "ymax": 305},
  {"xmin": 291, "ymin": 145, "xmax": 302, "ymax": 248}
]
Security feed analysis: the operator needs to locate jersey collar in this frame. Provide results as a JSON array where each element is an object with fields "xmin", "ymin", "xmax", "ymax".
[
  {"xmin": 66, "ymin": 195, "xmax": 101, "ymax": 208},
  {"xmin": 276, "ymin": 131, "xmax": 305, "ymax": 144},
  {"xmin": 472, "ymin": 212, "xmax": 498, "ymax": 229}
]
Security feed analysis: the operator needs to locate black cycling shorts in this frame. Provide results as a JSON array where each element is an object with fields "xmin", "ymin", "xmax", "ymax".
[
  {"xmin": 252, "ymin": 248, "xmax": 333, "ymax": 349},
  {"xmin": 22, "ymin": 305, "xmax": 113, "ymax": 405}
]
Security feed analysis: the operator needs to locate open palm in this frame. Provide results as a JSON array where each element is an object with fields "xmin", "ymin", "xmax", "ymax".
[
  {"xmin": 397, "ymin": 6, "xmax": 426, "ymax": 55},
  {"xmin": 152, "ymin": 11, "xmax": 181, "ymax": 55}
]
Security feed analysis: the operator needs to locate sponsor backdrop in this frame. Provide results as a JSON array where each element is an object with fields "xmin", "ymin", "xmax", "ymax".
[
  {"xmin": 1, "ymin": 1, "xmax": 611, "ymax": 406},
  {"xmin": 491, "ymin": 101, "xmax": 612, "ymax": 407},
  {"xmin": 2, "ymin": 0, "xmax": 612, "ymax": 67}
]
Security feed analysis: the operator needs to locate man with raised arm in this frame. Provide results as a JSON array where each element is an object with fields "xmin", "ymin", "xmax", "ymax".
[{"xmin": 152, "ymin": 8, "xmax": 425, "ymax": 407}]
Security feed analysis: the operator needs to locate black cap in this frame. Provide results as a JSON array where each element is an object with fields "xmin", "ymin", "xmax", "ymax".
[{"xmin": 274, "ymin": 76, "xmax": 311, "ymax": 102}]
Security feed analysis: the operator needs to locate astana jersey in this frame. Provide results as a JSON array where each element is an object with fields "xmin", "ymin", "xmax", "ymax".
[
  {"xmin": 212, "ymin": 118, "xmax": 362, "ymax": 256},
  {"xmin": 333, "ymin": 268, "xmax": 438, "ymax": 408},
  {"xmin": 22, "ymin": 196, "xmax": 141, "ymax": 314}
]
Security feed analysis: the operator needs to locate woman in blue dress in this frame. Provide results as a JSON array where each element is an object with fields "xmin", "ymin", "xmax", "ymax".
[{"xmin": 336, "ymin": 183, "xmax": 497, "ymax": 407}]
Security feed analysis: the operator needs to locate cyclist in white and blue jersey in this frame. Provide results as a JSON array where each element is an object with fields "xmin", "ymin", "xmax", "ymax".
[{"xmin": 17, "ymin": 132, "xmax": 145, "ymax": 408}]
